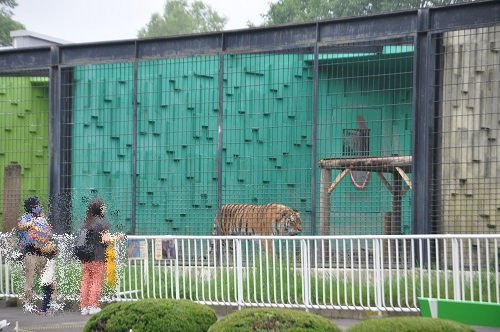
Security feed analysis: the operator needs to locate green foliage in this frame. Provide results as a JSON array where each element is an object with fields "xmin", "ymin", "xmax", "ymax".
[
  {"xmin": 208, "ymin": 308, "xmax": 341, "ymax": 332},
  {"xmin": 83, "ymin": 299, "xmax": 217, "ymax": 332},
  {"xmin": 0, "ymin": 0, "xmax": 24, "ymax": 46},
  {"xmin": 0, "ymin": 0, "xmax": 17, "ymax": 15},
  {"xmin": 261, "ymin": 0, "xmax": 477, "ymax": 26},
  {"xmin": 138, "ymin": 0, "xmax": 227, "ymax": 38},
  {"xmin": 347, "ymin": 317, "xmax": 474, "ymax": 332}
]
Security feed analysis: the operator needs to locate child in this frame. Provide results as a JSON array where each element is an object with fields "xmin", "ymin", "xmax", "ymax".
[{"xmin": 39, "ymin": 241, "xmax": 59, "ymax": 314}]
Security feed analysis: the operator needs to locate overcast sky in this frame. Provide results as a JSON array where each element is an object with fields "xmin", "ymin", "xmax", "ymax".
[{"xmin": 13, "ymin": 0, "xmax": 271, "ymax": 43}]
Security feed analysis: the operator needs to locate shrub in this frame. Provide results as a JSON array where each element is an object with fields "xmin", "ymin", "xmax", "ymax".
[
  {"xmin": 83, "ymin": 299, "xmax": 217, "ymax": 332},
  {"xmin": 347, "ymin": 317, "xmax": 474, "ymax": 332},
  {"xmin": 208, "ymin": 308, "xmax": 341, "ymax": 332}
]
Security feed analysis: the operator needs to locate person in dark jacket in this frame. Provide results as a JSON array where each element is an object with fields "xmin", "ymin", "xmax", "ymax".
[{"xmin": 79, "ymin": 198, "xmax": 110, "ymax": 316}]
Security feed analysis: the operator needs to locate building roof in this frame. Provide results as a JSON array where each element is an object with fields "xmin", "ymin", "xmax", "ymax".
[{"xmin": 9, "ymin": 30, "xmax": 70, "ymax": 48}]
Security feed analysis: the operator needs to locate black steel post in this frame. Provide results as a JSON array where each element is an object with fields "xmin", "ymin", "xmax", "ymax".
[
  {"xmin": 215, "ymin": 39, "xmax": 225, "ymax": 236},
  {"xmin": 310, "ymin": 24, "xmax": 320, "ymax": 236},
  {"xmin": 412, "ymin": 8, "xmax": 433, "ymax": 236},
  {"xmin": 131, "ymin": 42, "xmax": 138, "ymax": 235},
  {"xmin": 48, "ymin": 46, "xmax": 66, "ymax": 233}
]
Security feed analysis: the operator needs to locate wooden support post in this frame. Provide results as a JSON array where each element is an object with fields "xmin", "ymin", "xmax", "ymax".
[
  {"xmin": 320, "ymin": 168, "xmax": 332, "ymax": 236},
  {"xmin": 395, "ymin": 166, "xmax": 413, "ymax": 189},
  {"xmin": 383, "ymin": 211, "xmax": 393, "ymax": 263},
  {"xmin": 392, "ymin": 170, "xmax": 403, "ymax": 235},
  {"xmin": 376, "ymin": 172, "xmax": 393, "ymax": 194},
  {"xmin": 3, "ymin": 164, "xmax": 22, "ymax": 232},
  {"xmin": 328, "ymin": 168, "xmax": 350, "ymax": 193}
]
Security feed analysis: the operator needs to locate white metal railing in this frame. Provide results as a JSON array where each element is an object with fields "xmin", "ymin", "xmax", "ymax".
[{"xmin": 1, "ymin": 233, "xmax": 499, "ymax": 312}]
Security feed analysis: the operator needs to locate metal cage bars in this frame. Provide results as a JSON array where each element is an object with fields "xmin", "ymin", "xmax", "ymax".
[{"xmin": 0, "ymin": 2, "xmax": 498, "ymax": 235}]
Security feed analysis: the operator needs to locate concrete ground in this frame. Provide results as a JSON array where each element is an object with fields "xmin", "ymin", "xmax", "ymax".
[
  {"xmin": 0, "ymin": 306, "xmax": 88, "ymax": 332},
  {"xmin": 0, "ymin": 303, "xmax": 499, "ymax": 332}
]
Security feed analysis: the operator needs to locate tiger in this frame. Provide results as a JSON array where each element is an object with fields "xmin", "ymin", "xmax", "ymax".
[
  {"xmin": 208, "ymin": 203, "xmax": 302, "ymax": 260},
  {"xmin": 214, "ymin": 203, "xmax": 302, "ymax": 236}
]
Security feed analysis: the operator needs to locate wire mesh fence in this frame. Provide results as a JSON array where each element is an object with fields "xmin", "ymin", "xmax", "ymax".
[
  {"xmin": 432, "ymin": 25, "xmax": 500, "ymax": 234},
  {"xmin": 0, "ymin": 70, "xmax": 49, "ymax": 232},
  {"xmin": 0, "ymin": 4, "xmax": 499, "ymax": 237},
  {"xmin": 317, "ymin": 39, "xmax": 414, "ymax": 236},
  {"xmin": 61, "ymin": 63, "xmax": 135, "ymax": 234}
]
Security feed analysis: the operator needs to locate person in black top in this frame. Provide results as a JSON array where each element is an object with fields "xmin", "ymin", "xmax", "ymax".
[{"xmin": 79, "ymin": 198, "xmax": 110, "ymax": 316}]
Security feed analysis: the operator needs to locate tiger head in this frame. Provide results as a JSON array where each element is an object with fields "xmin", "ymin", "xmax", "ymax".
[{"xmin": 280, "ymin": 209, "xmax": 302, "ymax": 235}]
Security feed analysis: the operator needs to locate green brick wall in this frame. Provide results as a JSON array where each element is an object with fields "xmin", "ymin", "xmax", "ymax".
[{"xmin": 0, "ymin": 76, "xmax": 49, "ymax": 229}]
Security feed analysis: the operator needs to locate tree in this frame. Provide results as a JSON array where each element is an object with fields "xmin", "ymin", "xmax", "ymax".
[
  {"xmin": 261, "ymin": 0, "xmax": 477, "ymax": 26},
  {"xmin": 0, "ymin": 0, "xmax": 24, "ymax": 46},
  {"xmin": 138, "ymin": 0, "xmax": 227, "ymax": 38}
]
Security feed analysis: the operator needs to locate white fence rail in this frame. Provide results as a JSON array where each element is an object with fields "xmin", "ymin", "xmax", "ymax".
[{"xmin": 1, "ymin": 234, "xmax": 499, "ymax": 312}]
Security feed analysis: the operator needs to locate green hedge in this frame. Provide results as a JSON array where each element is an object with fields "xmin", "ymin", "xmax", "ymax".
[
  {"xmin": 347, "ymin": 317, "xmax": 474, "ymax": 332},
  {"xmin": 208, "ymin": 308, "xmax": 341, "ymax": 332},
  {"xmin": 83, "ymin": 299, "xmax": 217, "ymax": 332}
]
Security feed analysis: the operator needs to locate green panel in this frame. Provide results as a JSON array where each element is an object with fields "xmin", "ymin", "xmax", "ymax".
[
  {"xmin": 0, "ymin": 76, "xmax": 49, "ymax": 230},
  {"xmin": 317, "ymin": 48, "xmax": 414, "ymax": 235},
  {"xmin": 136, "ymin": 57, "xmax": 219, "ymax": 235},
  {"xmin": 419, "ymin": 298, "xmax": 500, "ymax": 328},
  {"xmin": 71, "ymin": 64, "xmax": 134, "ymax": 232},
  {"xmin": 222, "ymin": 53, "xmax": 314, "ymax": 233}
]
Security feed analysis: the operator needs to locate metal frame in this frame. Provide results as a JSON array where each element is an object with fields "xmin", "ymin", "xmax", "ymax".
[
  {"xmin": 1, "ymin": 2, "xmax": 497, "ymax": 68},
  {"xmin": 0, "ymin": 1, "xmax": 498, "ymax": 234}
]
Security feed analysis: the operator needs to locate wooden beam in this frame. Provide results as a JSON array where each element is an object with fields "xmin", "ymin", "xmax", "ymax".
[
  {"xmin": 395, "ymin": 166, "xmax": 413, "ymax": 189},
  {"xmin": 376, "ymin": 172, "xmax": 393, "ymax": 194},
  {"xmin": 328, "ymin": 169, "xmax": 350, "ymax": 193},
  {"xmin": 318, "ymin": 156, "xmax": 412, "ymax": 173}
]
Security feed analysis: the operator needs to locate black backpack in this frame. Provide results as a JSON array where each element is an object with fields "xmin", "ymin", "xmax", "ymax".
[{"xmin": 74, "ymin": 228, "xmax": 94, "ymax": 261}]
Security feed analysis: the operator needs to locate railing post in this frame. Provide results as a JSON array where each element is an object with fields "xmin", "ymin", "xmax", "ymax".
[
  {"xmin": 374, "ymin": 239, "xmax": 383, "ymax": 313},
  {"xmin": 110, "ymin": 241, "xmax": 120, "ymax": 302},
  {"xmin": 0, "ymin": 254, "xmax": 3, "ymax": 296},
  {"xmin": 452, "ymin": 238, "xmax": 461, "ymax": 301},
  {"xmin": 175, "ymin": 239, "xmax": 180, "ymax": 300},
  {"xmin": 236, "ymin": 239, "xmax": 244, "ymax": 309},
  {"xmin": 301, "ymin": 239, "xmax": 310, "ymax": 311},
  {"xmin": 5, "ymin": 261, "xmax": 10, "ymax": 298}
]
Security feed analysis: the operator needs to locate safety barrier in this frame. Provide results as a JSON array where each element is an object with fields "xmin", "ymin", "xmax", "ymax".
[{"xmin": 1, "ymin": 234, "xmax": 499, "ymax": 313}]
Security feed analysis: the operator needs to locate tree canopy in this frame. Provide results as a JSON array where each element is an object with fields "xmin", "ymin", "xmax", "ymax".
[
  {"xmin": 261, "ymin": 0, "xmax": 477, "ymax": 26},
  {"xmin": 0, "ymin": 0, "xmax": 24, "ymax": 46},
  {"xmin": 138, "ymin": 0, "xmax": 227, "ymax": 38}
]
